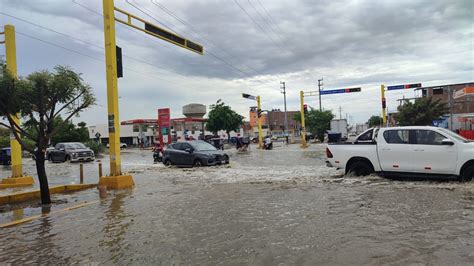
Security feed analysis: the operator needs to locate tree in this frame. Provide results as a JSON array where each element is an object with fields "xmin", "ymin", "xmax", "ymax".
[
  {"xmin": 395, "ymin": 97, "xmax": 448, "ymax": 126},
  {"xmin": 49, "ymin": 117, "xmax": 89, "ymax": 145},
  {"xmin": 206, "ymin": 100, "xmax": 244, "ymax": 140},
  {"xmin": 0, "ymin": 64, "xmax": 96, "ymax": 205},
  {"xmin": 294, "ymin": 108, "xmax": 334, "ymax": 141},
  {"xmin": 367, "ymin": 115, "xmax": 383, "ymax": 127}
]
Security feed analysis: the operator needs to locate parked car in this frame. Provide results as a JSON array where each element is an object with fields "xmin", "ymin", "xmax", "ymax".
[
  {"xmin": 106, "ymin": 143, "xmax": 127, "ymax": 149},
  {"xmin": 326, "ymin": 126, "xmax": 474, "ymax": 181},
  {"xmin": 31, "ymin": 147, "xmax": 55, "ymax": 161},
  {"xmin": 49, "ymin": 142, "xmax": 95, "ymax": 163},
  {"xmin": 0, "ymin": 148, "xmax": 11, "ymax": 165},
  {"xmin": 162, "ymin": 140, "xmax": 229, "ymax": 167}
]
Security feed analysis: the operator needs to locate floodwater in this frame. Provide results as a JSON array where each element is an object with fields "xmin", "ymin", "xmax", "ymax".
[{"xmin": 0, "ymin": 143, "xmax": 473, "ymax": 264}]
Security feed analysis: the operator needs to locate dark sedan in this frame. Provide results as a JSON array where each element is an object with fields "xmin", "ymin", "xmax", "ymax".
[{"xmin": 163, "ymin": 140, "xmax": 229, "ymax": 167}]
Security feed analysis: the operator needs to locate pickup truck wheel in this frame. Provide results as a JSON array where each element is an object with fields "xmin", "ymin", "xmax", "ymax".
[
  {"xmin": 164, "ymin": 159, "xmax": 172, "ymax": 167},
  {"xmin": 347, "ymin": 161, "xmax": 373, "ymax": 177},
  {"xmin": 460, "ymin": 165, "xmax": 474, "ymax": 182}
]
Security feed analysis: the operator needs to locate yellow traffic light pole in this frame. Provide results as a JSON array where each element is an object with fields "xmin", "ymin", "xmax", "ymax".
[
  {"xmin": 256, "ymin": 96, "xmax": 263, "ymax": 149},
  {"xmin": 99, "ymin": 0, "xmax": 203, "ymax": 188},
  {"xmin": 299, "ymin": 91, "xmax": 307, "ymax": 148},
  {"xmin": 0, "ymin": 25, "xmax": 34, "ymax": 185},
  {"xmin": 98, "ymin": 0, "xmax": 133, "ymax": 189},
  {"xmin": 381, "ymin": 85, "xmax": 387, "ymax": 126}
]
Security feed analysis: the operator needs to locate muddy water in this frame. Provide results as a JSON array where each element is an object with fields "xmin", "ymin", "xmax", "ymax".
[{"xmin": 0, "ymin": 144, "xmax": 473, "ymax": 264}]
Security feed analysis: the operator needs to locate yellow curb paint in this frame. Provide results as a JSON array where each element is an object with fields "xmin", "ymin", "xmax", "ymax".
[
  {"xmin": 0, "ymin": 183, "xmax": 33, "ymax": 189},
  {"xmin": 0, "ymin": 184, "xmax": 97, "ymax": 205},
  {"xmin": 0, "ymin": 200, "xmax": 99, "ymax": 228},
  {"xmin": 1, "ymin": 176, "xmax": 34, "ymax": 185}
]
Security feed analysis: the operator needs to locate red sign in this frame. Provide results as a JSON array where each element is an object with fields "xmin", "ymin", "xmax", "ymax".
[{"xmin": 157, "ymin": 108, "xmax": 171, "ymax": 146}]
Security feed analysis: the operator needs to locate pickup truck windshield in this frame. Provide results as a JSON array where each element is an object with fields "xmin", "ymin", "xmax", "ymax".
[
  {"xmin": 65, "ymin": 143, "xmax": 87, "ymax": 150},
  {"xmin": 438, "ymin": 128, "xmax": 470, "ymax": 143}
]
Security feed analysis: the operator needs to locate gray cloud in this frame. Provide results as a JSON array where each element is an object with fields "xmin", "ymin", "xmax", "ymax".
[{"xmin": 1, "ymin": 0, "xmax": 472, "ymax": 125}]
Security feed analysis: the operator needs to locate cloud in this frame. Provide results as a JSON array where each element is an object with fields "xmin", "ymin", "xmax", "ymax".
[{"xmin": 1, "ymin": 0, "xmax": 472, "ymax": 125}]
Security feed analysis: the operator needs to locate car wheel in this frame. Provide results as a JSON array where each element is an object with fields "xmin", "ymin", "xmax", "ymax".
[
  {"xmin": 224, "ymin": 155, "xmax": 229, "ymax": 164},
  {"xmin": 347, "ymin": 161, "xmax": 373, "ymax": 177},
  {"xmin": 64, "ymin": 155, "xmax": 70, "ymax": 162},
  {"xmin": 193, "ymin": 159, "xmax": 203, "ymax": 167},
  {"xmin": 164, "ymin": 159, "xmax": 172, "ymax": 167},
  {"xmin": 460, "ymin": 165, "xmax": 474, "ymax": 182}
]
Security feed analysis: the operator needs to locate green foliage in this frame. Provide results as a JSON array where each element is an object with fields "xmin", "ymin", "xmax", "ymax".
[
  {"xmin": 294, "ymin": 108, "xmax": 334, "ymax": 141},
  {"xmin": 0, "ymin": 64, "xmax": 96, "ymax": 205},
  {"xmin": 0, "ymin": 136, "xmax": 9, "ymax": 148},
  {"xmin": 207, "ymin": 100, "xmax": 244, "ymax": 135},
  {"xmin": 49, "ymin": 117, "xmax": 89, "ymax": 145},
  {"xmin": 395, "ymin": 97, "xmax": 449, "ymax": 126},
  {"xmin": 0, "ymin": 128, "xmax": 10, "ymax": 148},
  {"xmin": 84, "ymin": 140, "xmax": 105, "ymax": 155},
  {"xmin": 367, "ymin": 115, "xmax": 383, "ymax": 127}
]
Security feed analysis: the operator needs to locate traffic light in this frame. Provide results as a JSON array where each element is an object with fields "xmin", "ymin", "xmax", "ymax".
[
  {"xmin": 116, "ymin": 45, "xmax": 123, "ymax": 78},
  {"xmin": 345, "ymin": 87, "xmax": 361, "ymax": 93},
  {"xmin": 257, "ymin": 108, "xmax": 263, "ymax": 118},
  {"xmin": 303, "ymin": 104, "xmax": 308, "ymax": 114},
  {"xmin": 242, "ymin": 93, "xmax": 256, "ymax": 100},
  {"xmin": 381, "ymin": 97, "xmax": 386, "ymax": 108}
]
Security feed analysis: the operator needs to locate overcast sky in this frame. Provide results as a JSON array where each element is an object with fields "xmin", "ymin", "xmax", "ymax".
[{"xmin": 1, "ymin": 0, "xmax": 472, "ymax": 126}]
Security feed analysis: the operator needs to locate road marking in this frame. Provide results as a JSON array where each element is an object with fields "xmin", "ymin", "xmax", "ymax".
[{"xmin": 0, "ymin": 200, "xmax": 99, "ymax": 228}]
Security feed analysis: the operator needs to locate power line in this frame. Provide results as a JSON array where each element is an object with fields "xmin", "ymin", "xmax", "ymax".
[
  {"xmin": 247, "ymin": 0, "xmax": 286, "ymax": 45},
  {"xmin": 233, "ymin": 0, "xmax": 285, "ymax": 51},
  {"xmin": 0, "ymin": 11, "xmax": 204, "ymax": 83},
  {"xmin": 15, "ymin": 30, "xmax": 173, "ymax": 82},
  {"xmin": 150, "ymin": 0, "xmax": 267, "ymax": 77},
  {"xmin": 256, "ymin": 0, "xmax": 288, "ymax": 42},
  {"xmin": 126, "ymin": 0, "xmax": 276, "ymax": 89}
]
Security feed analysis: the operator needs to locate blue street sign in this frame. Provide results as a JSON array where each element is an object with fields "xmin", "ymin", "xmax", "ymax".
[
  {"xmin": 387, "ymin": 83, "xmax": 422, "ymax": 91},
  {"xmin": 319, "ymin": 87, "xmax": 361, "ymax": 95}
]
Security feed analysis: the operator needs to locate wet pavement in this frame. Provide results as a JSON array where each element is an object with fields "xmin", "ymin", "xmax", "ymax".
[{"xmin": 0, "ymin": 144, "xmax": 473, "ymax": 264}]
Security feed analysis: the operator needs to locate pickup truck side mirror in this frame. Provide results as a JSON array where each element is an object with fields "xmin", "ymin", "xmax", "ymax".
[
  {"xmin": 59, "ymin": 148, "xmax": 65, "ymax": 151},
  {"xmin": 185, "ymin": 148, "xmax": 193, "ymax": 153},
  {"xmin": 441, "ymin": 139, "xmax": 454, "ymax": 145}
]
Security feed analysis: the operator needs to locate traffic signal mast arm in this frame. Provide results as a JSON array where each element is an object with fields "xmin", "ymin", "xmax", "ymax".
[{"xmin": 113, "ymin": 6, "xmax": 203, "ymax": 55}]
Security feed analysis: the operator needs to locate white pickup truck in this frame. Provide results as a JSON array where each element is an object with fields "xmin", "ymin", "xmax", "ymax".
[{"xmin": 325, "ymin": 126, "xmax": 474, "ymax": 182}]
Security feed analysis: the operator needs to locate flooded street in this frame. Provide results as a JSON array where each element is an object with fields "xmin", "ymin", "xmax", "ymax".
[{"xmin": 1, "ymin": 144, "xmax": 473, "ymax": 264}]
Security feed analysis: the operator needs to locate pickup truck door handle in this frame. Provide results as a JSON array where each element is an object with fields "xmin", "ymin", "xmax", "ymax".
[
  {"xmin": 381, "ymin": 148, "xmax": 391, "ymax": 151},
  {"xmin": 414, "ymin": 148, "xmax": 425, "ymax": 151}
]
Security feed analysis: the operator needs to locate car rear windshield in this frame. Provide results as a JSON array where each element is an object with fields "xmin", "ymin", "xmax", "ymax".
[
  {"xmin": 65, "ymin": 143, "xmax": 87, "ymax": 149},
  {"xmin": 191, "ymin": 141, "xmax": 217, "ymax": 151}
]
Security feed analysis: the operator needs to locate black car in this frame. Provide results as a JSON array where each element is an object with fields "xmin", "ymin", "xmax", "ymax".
[
  {"xmin": 49, "ymin": 142, "xmax": 95, "ymax": 163},
  {"xmin": 162, "ymin": 140, "xmax": 229, "ymax": 167},
  {"xmin": 0, "ymin": 148, "xmax": 11, "ymax": 165}
]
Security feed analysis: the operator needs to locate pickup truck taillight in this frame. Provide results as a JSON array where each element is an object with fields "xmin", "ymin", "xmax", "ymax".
[{"xmin": 326, "ymin": 147, "xmax": 333, "ymax": 158}]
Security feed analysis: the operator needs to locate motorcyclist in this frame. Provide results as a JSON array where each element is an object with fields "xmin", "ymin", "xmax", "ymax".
[{"xmin": 263, "ymin": 135, "xmax": 273, "ymax": 150}]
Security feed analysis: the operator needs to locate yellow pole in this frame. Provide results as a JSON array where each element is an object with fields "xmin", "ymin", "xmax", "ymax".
[
  {"xmin": 99, "ymin": 0, "xmax": 134, "ymax": 188},
  {"xmin": 5, "ymin": 25, "xmax": 22, "ymax": 178},
  {"xmin": 256, "ymin": 96, "xmax": 263, "ymax": 149},
  {"xmin": 381, "ymin": 84, "xmax": 387, "ymax": 126},
  {"xmin": 103, "ymin": 0, "xmax": 121, "ymax": 176},
  {"xmin": 300, "ymin": 91, "xmax": 307, "ymax": 148}
]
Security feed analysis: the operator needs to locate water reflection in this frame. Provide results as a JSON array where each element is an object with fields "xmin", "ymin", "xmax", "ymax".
[{"xmin": 99, "ymin": 191, "xmax": 134, "ymax": 263}]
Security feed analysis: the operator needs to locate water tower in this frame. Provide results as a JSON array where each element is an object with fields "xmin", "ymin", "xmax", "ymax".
[{"xmin": 183, "ymin": 103, "xmax": 206, "ymax": 118}]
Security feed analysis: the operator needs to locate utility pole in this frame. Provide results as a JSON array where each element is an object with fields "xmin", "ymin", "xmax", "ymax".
[
  {"xmin": 256, "ymin": 96, "xmax": 263, "ymax": 149},
  {"xmin": 381, "ymin": 85, "xmax": 387, "ymax": 126},
  {"xmin": 280, "ymin": 81, "xmax": 288, "ymax": 140},
  {"xmin": 318, "ymin": 78, "xmax": 323, "ymax": 111},
  {"xmin": 0, "ymin": 25, "xmax": 34, "ymax": 185},
  {"xmin": 299, "ymin": 91, "xmax": 308, "ymax": 148}
]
